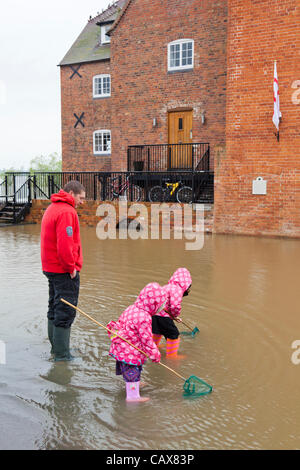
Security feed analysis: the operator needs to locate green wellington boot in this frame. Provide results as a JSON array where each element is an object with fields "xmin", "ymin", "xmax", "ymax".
[
  {"xmin": 52, "ymin": 326, "xmax": 74, "ymax": 362},
  {"xmin": 48, "ymin": 319, "xmax": 54, "ymax": 355}
]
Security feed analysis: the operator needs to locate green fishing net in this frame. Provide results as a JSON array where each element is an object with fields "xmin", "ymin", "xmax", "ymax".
[
  {"xmin": 183, "ymin": 375, "xmax": 213, "ymax": 397},
  {"xmin": 180, "ymin": 327, "xmax": 199, "ymax": 337}
]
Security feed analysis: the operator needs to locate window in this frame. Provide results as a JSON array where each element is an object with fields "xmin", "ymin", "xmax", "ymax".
[
  {"xmin": 101, "ymin": 24, "xmax": 111, "ymax": 44},
  {"xmin": 168, "ymin": 39, "xmax": 194, "ymax": 71},
  {"xmin": 93, "ymin": 130, "xmax": 111, "ymax": 155},
  {"xmin": 93, "ymin": 74, "xmax": 111, "ymax": 98}
]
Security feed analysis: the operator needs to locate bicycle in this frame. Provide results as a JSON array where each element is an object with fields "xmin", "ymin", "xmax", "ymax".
[
  {"xmin": 148, "ymin": 180, "xmax": 193, "ymax": 204},
  {"xmin": 106, "ymin": 175, "xmax": 142, "ymax": 202}
]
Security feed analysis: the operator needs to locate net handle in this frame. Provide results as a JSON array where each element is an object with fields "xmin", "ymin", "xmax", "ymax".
[
  {"xmin": 60, "ymin": 298, "xmax": 186, "ymax": 382},
  {"xmin": 164, "ymin": 309, "xmax": 195, "ymax": 333}
]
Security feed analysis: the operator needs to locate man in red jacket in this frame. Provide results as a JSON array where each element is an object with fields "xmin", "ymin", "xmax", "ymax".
[{"xmin": 41, "ymin": 180, "xmax": 85, "ymax": 361}]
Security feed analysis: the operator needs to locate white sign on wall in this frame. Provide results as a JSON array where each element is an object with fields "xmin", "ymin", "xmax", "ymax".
[{"xmin": 252, "ymin": 177, "xmax": 267, "ymax": 195}]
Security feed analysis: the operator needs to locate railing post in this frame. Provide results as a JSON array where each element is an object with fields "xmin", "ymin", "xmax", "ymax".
[
  {"xmin": 28, "ymin": 177, "xmax": 31, "ymax": 203},
  {"xmin": 33, "ymin": 175, "xmax": 37, "ymax": 199},
  {"xmin": 47, "ymin": 175, "xmax": 51, "ymax": 199},
  {"xmin": 5, "ymin": 176, "xmax": 8, "ymax": 204},
  {"xmin": 192, "ymin": 172, "xmax": 195, "ymax": 204},
  {"xmin": 52, "ymin": 175, "xmax": 55, "ymax": 195},
  {"xmin": 192, "ymin": 144, "xmax": 194, "ymax": 171},
  {"xmin": 13, "ymin": 180, "xmax": 16, "ymax": 223},
  {"xmin": 145, "ymin": 171, "xmax": 149, "ymax": 202},
  {"xmin": 13, "ymin": 174, "xmax": 16, "ymax": 198},
  {"xmin": 147, "ymin": 147, "xmax": 150, "ymax": 171},
  {"xmin": 94, "ymin": 174, "xmax": 97, "ymax": 200},
  {"xmin": 207, "ymin": 145, "xmax": 210, "ymax": 171},
  {"xmin": 127, "ymin": 148, "xmax": 130, "ymax": 171},
  {"xmin": 101, "ymin": 174, "xmax": 107, "ymax": 201}
]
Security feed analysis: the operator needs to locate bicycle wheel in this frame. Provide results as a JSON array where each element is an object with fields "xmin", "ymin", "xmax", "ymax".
[
  {"xmin": 164, "ymin": 188, "xmax": 174, "ymax": 202},
  {"xmin": 148, "ymin": 186, "xmax": 166, "ymax": 202},
  {"xmin": 105, "ymin": 185, "xmax": 116, "ymax": 201},
  {"xmin": 130, "ymin": 185, "xmax": 142, "ymax": 202},
  {"xmin": 176, "ymin": 186, "xmax": 193, "ymax": 204}
]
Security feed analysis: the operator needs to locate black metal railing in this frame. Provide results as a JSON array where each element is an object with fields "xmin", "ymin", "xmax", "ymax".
[
  {"xmin": 0, "ymin": 178, "xmax": 7, "ymax": 205},
  {"xmin": 0, "ymin": 176, "xmax": 32, "ymax": 223},
  {"xmin": 1, "ymin": 172, "xmax": 100, "ymax": 201},
  {"xmin": 127, "ymin": 143, "xmax": 210, "ymax": 172},
  {"xmin": 89, "ymin": 171, "xmax": 213, "ymax": 204},
  {"xmin": 1, "ymin": 170, "xmax": 214, "ymax": 205}
]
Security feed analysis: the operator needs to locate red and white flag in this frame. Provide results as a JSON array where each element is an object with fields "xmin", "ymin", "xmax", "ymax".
[{"xmin": 272, "ymin": 61, "xmax": 282, "ymax": 131}]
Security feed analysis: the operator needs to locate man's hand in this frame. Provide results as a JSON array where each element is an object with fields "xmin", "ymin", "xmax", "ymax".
[
  {"xmin": 174, "ymin": 317, "xmax": 183, "ymax": 323},
  {"xmin": 70, "ymin": 269, "xmax": 77, "ymax": 279}
]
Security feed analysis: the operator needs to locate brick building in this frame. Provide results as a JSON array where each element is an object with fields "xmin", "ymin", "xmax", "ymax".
[
  {"xmin": 214, "ymin": 0, "xmax": 300, "ymax": 237},
  {"xmin": 59, "ymin": 0, "xmax": 227, "ymax": 172},
  {"xmin": 60, "ymin": 1, "xmax": 127, "ymax": 172},
  {"xmin": 59, "ymin": 0, "xmax": 300, "ymax": 237}
]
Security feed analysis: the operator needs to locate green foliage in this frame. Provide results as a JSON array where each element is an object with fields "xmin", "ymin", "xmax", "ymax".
[
  {"xmin": 0, "ymin": 166, "xmax": 25, "ymax": 180},
  {"xmin": 29, "ymin": 153, "xmax": 62, "ymax": 173},
  {"xmin": 0, "ymin": 153, "xmax": 62, "ymax": 180}
]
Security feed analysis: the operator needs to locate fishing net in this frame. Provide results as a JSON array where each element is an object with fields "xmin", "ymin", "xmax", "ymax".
[
  {"xmin": 180, "ymin": 327, "xmax": 199, "ymax": 337},
  {"xmin": 183, "ymin": 375, "xmax": 213, "ymax": 397}
]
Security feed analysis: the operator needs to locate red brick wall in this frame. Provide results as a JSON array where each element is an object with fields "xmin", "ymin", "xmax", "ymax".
[
  {"xmin": 61, "ymin": 61, "xmax": 112, "ymax": 172},
  {"xmin": 214, "ymin": 0, "xmax": 300, "ymax": 237},
  {"xmin": 109, "ymin": 0, "xmax": 227, "ymax": 170},
  {"xmin": 25, "ymin": 199, "xmax": 214, "ymax": 232}
]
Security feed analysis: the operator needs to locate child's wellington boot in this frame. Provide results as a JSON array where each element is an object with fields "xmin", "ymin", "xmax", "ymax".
[
  {"xmin": 166, "ymin": 337, "xmax": 186, "ymax": 359},
  {"xmin": 152, "ymin": 334, "xmax": 163, "ymax": 347},
  {"xmin": 125, "ymin": 382, "xmax": 150, "ymax": 402}
]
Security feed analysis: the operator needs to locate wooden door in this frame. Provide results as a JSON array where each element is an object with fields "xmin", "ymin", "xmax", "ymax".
[{"xmin": 168, "ymin": 110, "xmax": 193, "ymax": 169}]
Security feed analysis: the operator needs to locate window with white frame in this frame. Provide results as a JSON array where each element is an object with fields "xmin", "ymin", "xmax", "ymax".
[
  {"xmin": 168, "ymin": 39, "xmax": 194, "ymax": 71},
  {"xmin": 93, "ymin": 74, "xmax": 111, "ymax": 98},
  {"xmin": 101, "ymin": 24, "xmax": 111, "ymax": 44},
  {"xmin": 93, "ymin": 130, "xmax": 111, "ymax": 155}
]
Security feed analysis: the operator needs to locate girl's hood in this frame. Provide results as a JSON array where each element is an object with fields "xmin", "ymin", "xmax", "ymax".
[
  {"xmin": 134, "ymin": 282, "xmax": 167, "ymax": 316},
  {"xmin": 168, "ymin": 268, "xmax": 192, "ymax": 293}
]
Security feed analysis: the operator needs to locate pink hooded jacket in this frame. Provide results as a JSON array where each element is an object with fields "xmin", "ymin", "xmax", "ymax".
[
  {"xmin": 157, "ymin": 268, "xmax": 192, "ymax": 319},
  {"xmin": 107, "ymin": 283, "xmax": 166, "ymax": 366}
]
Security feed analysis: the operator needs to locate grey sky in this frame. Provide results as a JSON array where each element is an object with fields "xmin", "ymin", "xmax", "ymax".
[{"xmin": 0, "ymin": 0, "xmax": 113, "ymax": 170}]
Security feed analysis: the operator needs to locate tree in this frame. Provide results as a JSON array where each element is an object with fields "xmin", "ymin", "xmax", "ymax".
[
  {"xmin": 0, "ymin": 166, "xmax": 25, "ymax": 179},
  {"xmin": 28, "ymin": 153, "xmax": 62, "ymax": 196},
  {"xmin": 29, "ymin": 153, "xmax": 62, "ymax": 173}
]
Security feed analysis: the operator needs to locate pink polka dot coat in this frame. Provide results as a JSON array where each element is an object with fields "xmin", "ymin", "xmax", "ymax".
[
  {"xmin": 107, "ymin": 282, "xmax": 166, "ymax": 366},
  {"xmin": 157, "ymin": 268, "xmax": 192, "ymax": 319}
]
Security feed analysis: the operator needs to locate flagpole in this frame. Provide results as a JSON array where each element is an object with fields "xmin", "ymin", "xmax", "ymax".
[
  {"xmin": 273, "ymin": 60, "xmax": 281, "ymax": 142},
  {"xmin": 275, "ymin": 60, "xmax": 280, "ymax": 142}
]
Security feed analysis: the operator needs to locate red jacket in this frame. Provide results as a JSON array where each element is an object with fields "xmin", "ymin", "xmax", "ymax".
[{"xmin": 41, "ymin": 190, "xmax": 83, "ymax": 274}]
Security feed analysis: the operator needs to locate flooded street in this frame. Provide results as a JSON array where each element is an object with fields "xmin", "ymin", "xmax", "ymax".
[{"xmin": 0, "ymin": 224, "xmax": 300, "ymax": 450}]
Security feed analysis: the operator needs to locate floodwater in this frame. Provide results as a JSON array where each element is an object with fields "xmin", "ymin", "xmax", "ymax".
[{"xmin": 0, "ymin": 224, "xmax": 300, "ymax": 450}]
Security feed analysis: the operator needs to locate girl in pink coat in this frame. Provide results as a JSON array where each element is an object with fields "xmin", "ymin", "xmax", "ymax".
[
  {"xmin": 152, "ymin": 268, "xmax": 192, "ymax": 358},
  {"xmin": 107, "ymin": 282, "xmax": 166, "ymax": 402}
]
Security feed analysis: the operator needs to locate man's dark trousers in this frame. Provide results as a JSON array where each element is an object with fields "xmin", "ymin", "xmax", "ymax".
[
  {"xmin": 44, "ymin": 271, "xmax": 80, "ymax": 327},
  {"xmin": 44, "ymin": 271, "xmax": 80, "ymax": 360}
]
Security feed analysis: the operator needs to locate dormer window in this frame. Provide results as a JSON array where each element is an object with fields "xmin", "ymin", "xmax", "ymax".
[
  {"xmin": 168, "ymin": 39, "xmax": 194, "ymax": 71},
  {"xmin": 101, "ymin": 24, "xmax": 111, "ymax": 44}
]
